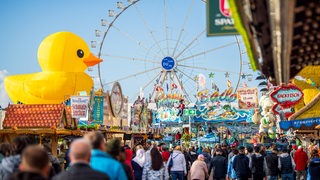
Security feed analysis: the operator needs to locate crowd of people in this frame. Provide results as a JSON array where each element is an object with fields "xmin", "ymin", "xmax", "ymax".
[{"xmin": 0, "ymin": 134, "xmax": 319, "ymax": 180}]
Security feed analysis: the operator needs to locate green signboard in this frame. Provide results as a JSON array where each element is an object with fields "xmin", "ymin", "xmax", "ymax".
[
  {"xmin": 93, "ymin": 96, "xmax": 104, "ymax": 124},
  {"xmin": 184, "ymin": 109, "xmax": 196, "ymax": 116},
  {"xmin": 207, "ymin": 0, "xmax": 238, "ymax": 36}
]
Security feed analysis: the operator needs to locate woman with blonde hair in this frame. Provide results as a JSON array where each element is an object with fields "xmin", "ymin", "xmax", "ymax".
[
  {"xmin": 168, "ymin": 146, "xmax": 186, "ymax": 180},
  {"xmin": 190, "ymin": 154, "xmax": 209, "ymax": 180}
]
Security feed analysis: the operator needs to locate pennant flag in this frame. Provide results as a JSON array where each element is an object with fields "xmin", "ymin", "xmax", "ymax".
[
  {"xmin": 227, "ymin": 79, "xmax": 232, "ymax": 87},
  {"xmin": 212, "ymin": 82, "xmax": 218, "ymax": 90},
  {"xmin": 198, "ymin": 73, "xmax": 206, "ymax": 88}
]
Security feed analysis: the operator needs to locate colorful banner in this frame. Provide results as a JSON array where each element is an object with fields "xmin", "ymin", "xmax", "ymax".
[
  {"xmin": 237, "ymin": 87, "xmax": 259, "ymax": 109},
  {"xmin": 70, "ymin": 96, "xmax": 90, "ymax": 119},
  {"xmin": 279, "ymin": 117, "xmax": 320, "ymax": 130},
  {"xmin": 207, "ymin": 0, "xmax": 238, "ymax": 36},
  {"xmin": 93, "ymin": 96, "xmax": 104, "ymax": 124}
]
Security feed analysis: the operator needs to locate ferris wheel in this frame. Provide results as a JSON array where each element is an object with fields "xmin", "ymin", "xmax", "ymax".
[{"xmin": 89, "ymin": 0, "xmax": 253, "ymax": 103}]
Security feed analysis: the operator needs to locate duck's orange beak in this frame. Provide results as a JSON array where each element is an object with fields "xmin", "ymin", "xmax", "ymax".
[{"xmin": 84, "ymin": 53, "xmax": 103, "ymax": 67}]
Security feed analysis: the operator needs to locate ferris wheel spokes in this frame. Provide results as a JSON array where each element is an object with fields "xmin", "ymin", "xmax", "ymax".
[
  {"xmin": 150, "ymin": 71, "xmax": 167, "ymax": 101},
  {"xmin": 176, "ymin": 68, "xmax": 197, "ymax": 83},
  {"xmin": 163, "ymin": 0, "xmax": 169, "ymax": 55},
  {"xmin": 102, "ymin": 54, "xmax": 159, "ymax": 64},
  {"xmin": 174, "ymin": 29, "xmax": 206, "ymax": 60},
  {"xmin": 133, "ymin": 70, "xmax": 162, "ymax": 100},
  {"xmin": 104, "ymin": 66, "xmax": 160, "ymax": 85},
  {"xmin": 178, "ymin": 64, "xmax": 239, "ymax": 74},
  {"xmin": 171, "ymin": 0, "xmax": 195, "ymax": 57},
  {"xmin": 171, "ymin": 70, "xmax": 192, "ymax": 102},
  {"xmin": 177, "ymin": 41, "xmax": 239, "ymax": 63},
  {"xmin": 133, "ymin": 3, "xmax": 166, "ymax": 57},
  {"xmin": 112, "ymin": 25, "xmax": 163, "ymax": 59}
]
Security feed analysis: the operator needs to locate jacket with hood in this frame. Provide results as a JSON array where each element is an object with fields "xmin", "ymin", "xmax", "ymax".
[
  {"xmin": 0, "ymin": 155, "xmax": 21, "ymax": 180},
  {"xmin": 167, "ymin": 150, "xmax": 186, "ymax": 174},
  {"xmin": 210, "ymin": 155, "xmax": 228, "ymax": 179},
  {"xmin": 202, "ymin": 151, "xmax": 211, "ymax": 168},
  {"xmin": 266, "ymin": 152, "xmax": 279, "ymax": 176},
  {"xmin": 90, "ymin": 149, "xmax": 128, "ymax": 180},
  {"xmin": 233, "ymin": 153, "xmax": 250, "ymax": 178},
  {"xmin": 250, "ymin": 153, "xmax": 268, "ymax": 176},
  {"xmin": 132, "ymin": 149, "xmax": 146, "ymax": 180},
  {"xmin": 278, "ymin": 153, "xmax": 295, "ymax": 174},
  {"xmin": 294, "ymin": 148, "xmax": 308, "ymax": 171}
]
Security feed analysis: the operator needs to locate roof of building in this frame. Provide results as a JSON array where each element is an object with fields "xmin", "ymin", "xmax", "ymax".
[{"xmin": 3, "ymin": 104, "xmax": 73, "ymax": 129}]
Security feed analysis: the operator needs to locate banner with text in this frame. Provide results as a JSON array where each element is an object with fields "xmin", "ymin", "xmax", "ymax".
[
  {"xmin": 71, "ymin": 96, "xmax": 90, "ymax": 119},
  {"xmin": 237, "ymin": 87, "xmax": 258, "ymax": 109},
  {"xmin": 207, "ymin": 0, "xmax": 238, "ymax": 36},
  {"xmin": 93, "ymin": 96, "xmax": 104, "ymax": 124}
]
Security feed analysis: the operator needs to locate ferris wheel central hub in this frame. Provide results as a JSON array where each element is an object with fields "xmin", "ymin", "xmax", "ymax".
[{"xmin": 161, "ymin": 56, "xmax": 176, "ymax": 71}]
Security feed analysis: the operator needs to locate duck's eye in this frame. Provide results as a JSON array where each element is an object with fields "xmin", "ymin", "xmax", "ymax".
[{"xmin": 77, "ymin": 49, "xmax": 84, "ymax": 58}]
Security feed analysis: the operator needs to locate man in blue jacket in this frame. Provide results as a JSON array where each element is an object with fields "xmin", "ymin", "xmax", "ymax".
[{"xmin": 84, "ymin": 132, "xmax": 128, "ymax": 180}]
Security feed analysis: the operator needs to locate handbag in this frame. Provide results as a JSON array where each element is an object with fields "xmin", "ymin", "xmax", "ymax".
[
  {"xmin": 168, "ymin": 153, "xmax": 178, "ymax": 172},
  {"xmin": 168, "ymin": 154, "xmax": 173, "ymax": 169}
]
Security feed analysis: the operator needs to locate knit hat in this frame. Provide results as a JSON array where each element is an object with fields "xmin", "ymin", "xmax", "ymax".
[{"xmin": 198, "ymin": 154, "xmax": 204, "ymax": 159}]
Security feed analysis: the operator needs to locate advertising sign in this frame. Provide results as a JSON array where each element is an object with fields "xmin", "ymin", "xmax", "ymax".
[
  {"xmin": 93, "ymin": 96, "xmax": 104, "ymax": 124},
  {"xmin": 207, "ymin": 0, "xmax": 238, "ymax": 36},
  {"xmin": 237, "ymin": 87, "xmax": 259, "ymax": 109},
  {"xmin": 270, "ymin": 84, "xmax": 304, "ymax": 107},
  {"xmin": 272, "ymin": 103, "xmax": 294, "ymax": 119},
  {"xmin": 70, "ymin": 96, "xmax": 90, "ymax": 119}
]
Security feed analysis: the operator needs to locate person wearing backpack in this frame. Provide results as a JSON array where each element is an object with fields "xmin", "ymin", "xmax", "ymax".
[
  {"xmin": 250, "ymin": 146, "xmax": 267, "ymax": 180},
  {"xmin": 278, "ymin": 148, "xmax": 295, "ymax": 180}
]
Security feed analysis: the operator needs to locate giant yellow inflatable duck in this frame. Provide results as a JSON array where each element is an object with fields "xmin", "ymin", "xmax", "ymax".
[{"xmin": 4, "ymin": 32, "xmax": 102, "ymax": 104}]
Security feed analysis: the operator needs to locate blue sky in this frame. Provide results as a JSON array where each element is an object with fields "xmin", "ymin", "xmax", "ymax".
[{"xmin": 0, "ymin": 0, "xmax": 260, "ymax": 107}]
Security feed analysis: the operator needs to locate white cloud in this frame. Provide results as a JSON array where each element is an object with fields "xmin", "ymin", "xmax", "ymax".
[{"xmin": 0, "ymin": 70, "xmax": 11, "ymax": 108}]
